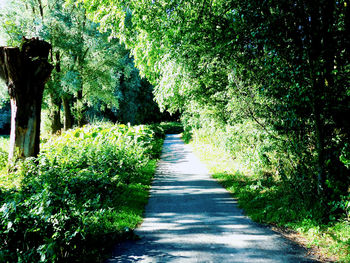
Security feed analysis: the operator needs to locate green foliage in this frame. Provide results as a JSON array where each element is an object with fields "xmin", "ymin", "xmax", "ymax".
[
  {"xmin": 78, "ymin": 0, "xmax": 350, "ymax": 211},
  {"xmin": 158, "ymin": 122, "xmax": 183, "ymax": 134},
  {"xmin": 0, "ymin": 0, "xmax": 165, "ymax": 131},
  {"xmin": 190, "ymin": 128, "xmax": 350, "ymax": 262},
  {"xmin": 0, "ymin": 136, "xmax": 9, "ymax": 171},
  {"xmin": 0, "ymin": 136, "xmax": 25, "ymax": 190},
  {"xmin": 0, "ymin": 123, "xmax": 164, "ymax": 262}
]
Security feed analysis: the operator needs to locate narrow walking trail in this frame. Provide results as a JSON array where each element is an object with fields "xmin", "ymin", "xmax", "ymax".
[{"xmin": 107, "ymin": 134, "xmax": 317, "ymax": 263}]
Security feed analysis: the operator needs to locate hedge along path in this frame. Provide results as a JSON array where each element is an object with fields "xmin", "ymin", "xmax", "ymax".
[{"xmin": 107, "ymin": 134, "xmax": 318, "ymax": 263}]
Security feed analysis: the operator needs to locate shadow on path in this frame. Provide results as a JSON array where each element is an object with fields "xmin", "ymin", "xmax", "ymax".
[{"xmin": 106, "ymin": 134, "xmax": 318, "ymax": 263}]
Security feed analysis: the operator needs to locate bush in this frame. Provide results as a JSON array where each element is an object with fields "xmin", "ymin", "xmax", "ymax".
[
  {"xmin": 0, "ymin": 123, "xmax": 164, "ymax": 263},
  {"xmin": 159, "ymin": 122, "xmax": 183, "ymax": 134},
  {"xmin": 0, "ymin": 136, "xmax": 9, "ymax": 170},
  {"xmin": 189, "ymin": 122, "xmax": 350, "ymax": 262}
]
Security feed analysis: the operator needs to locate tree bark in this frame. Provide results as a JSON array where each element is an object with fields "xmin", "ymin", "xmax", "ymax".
[
  {"xmin": 308, "ymin": 2, "xmax": 340, "ymax": 200},
  {"xmin": 49, "ymin": 94, "xmax": 62, "ymax": 134},
  {"xmin": 49, "ymin": 51, "xmax": 62, "ymax": 134},
  {"xmin": 62, "ymin": 94, "xmax": 73, "ymax": 130},
  {"xmin": 76, "ymin": 86, "xmax": 87, "ymax": 127},
  {"xmin": 0, "ymin": 37, "xmax": 53, "ymax": 160}
]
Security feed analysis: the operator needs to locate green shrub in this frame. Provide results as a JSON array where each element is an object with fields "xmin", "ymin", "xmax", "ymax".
[
  {"xmin": 0, "ymin": 123, "xmax": 164, "ymax": 263},
  {"xmin": 189, "ymin": 123, "xmax": 350, "ymax": 262},
  {"xmin": 0, "ymin": 136, "xmax": 9, "ymax": 171},
  {"xmin": 159, "ymin": 122, "xmax": 183, "ymax": 134}
]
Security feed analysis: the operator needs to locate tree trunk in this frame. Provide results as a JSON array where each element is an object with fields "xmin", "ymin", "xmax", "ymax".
[
  {"xmin": 308, "ymin": 5, "xmax": 327, "ymax": 198},
  {"xmin": 49, "ymin": 94, "xmax": 62, "ymax": 134},
  {"xmin": 76, "ymin": 87, "xmax": 87, "ymax": 127},
  {"xmin": 62, "ymin": 94, "xmax": 73, "ymax": 130},
  {"xmin": 313, "ymin": 95, "xmax": 326, "ymax": 196},
  {"xmin": 0, "ymin": 37, "xmax": 53, "ymax": 160},
  {"xmin": 49, "ymin": 50, "xmax": 62, "ymax": 134}
]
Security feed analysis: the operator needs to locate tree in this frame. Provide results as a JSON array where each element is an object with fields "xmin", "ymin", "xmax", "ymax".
[
  {"xmin": 0, "ymin": 37, "xmax": 52, "ymax": 159},
  {"xmin": 1, "ymin": 0, "xmax": 120, "ymax": 130},
  {"xmin": 1, "ymin": 0, "xmax": 167, "ymax": 136},
  {"xmin": 79, "ymin": 0, "xmax": 350, "ymax": 206}
]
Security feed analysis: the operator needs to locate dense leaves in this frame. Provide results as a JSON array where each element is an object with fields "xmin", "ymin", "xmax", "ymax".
[
  {"xmin": 0, "ymin": 0, "xmax": 166, "ymax": 132},
  {"xmin": 0, "ymin": 0, "xmax": 348, "ymax": 260},
  {"xmin": 0, "ymin": 123, "xmax": 164, "ymax": 262},
  {"xmin": 78, "ymin": 0, "xmax": 350, "ymax": 214},
  {"xmin": 190, "ymin": 126, "xmax": 350, "ymax": 262}
]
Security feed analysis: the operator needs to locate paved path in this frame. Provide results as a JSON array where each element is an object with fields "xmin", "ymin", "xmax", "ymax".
[{"xmin": 107, "ymin": 134, "xmax": 317, "ymax": 263}]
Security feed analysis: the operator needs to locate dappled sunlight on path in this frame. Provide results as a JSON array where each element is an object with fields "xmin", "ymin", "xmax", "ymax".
[{"xmin": 106, "ymin": 134, "xmax": 317, "ymax": 263}]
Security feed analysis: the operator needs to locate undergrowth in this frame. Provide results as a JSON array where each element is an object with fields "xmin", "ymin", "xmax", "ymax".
[
  {"xmin": 0, "ymin": 136, "xmax": 9, "ymax": 173},
  {"xmin": 0, "ymin": 123, "xmax": 164, "ymax": 263},
  {"xmin": 187, "ymin": 123, "xmax": 350, "ymax": 263},
  {"xmin": 159, "ymin": 121, "xmax": 183, "ymax": 134}
]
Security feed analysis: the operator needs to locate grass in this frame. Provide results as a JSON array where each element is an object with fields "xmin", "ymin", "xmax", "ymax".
[{"xmin": 189, "ymin": 133, "xmax": 350, "ymax": 263}]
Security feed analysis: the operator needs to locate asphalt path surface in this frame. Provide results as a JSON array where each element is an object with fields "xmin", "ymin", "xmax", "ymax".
[{"xmin": 107, "ymin": 134, "xmax": 318, "ymax": 263}]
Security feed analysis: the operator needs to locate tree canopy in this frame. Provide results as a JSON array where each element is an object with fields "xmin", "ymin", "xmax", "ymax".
[
  {"xmin": 72, "ymin": 0, "xmax": 349, "ymax": 204},
  {"xmin": 0, "ymin": 0, "xmax": 348, "ymax": 214},
  {"xmin": 0, "ymin": 0, "xmax": 167, "ymax": 133}
]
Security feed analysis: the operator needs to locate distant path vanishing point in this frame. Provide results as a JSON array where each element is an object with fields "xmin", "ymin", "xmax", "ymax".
[{"xmin": 106, "ymin": 134, "xmax": 318, "ymax": 263}]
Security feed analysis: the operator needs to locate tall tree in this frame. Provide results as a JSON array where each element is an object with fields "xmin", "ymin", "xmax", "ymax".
[{"xmin": 78, "ymin": 0, "xmax": 350, "ymax": 204}]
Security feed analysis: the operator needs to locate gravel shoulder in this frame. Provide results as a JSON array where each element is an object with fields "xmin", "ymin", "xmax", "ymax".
[{"xmin": 106, "ymin": 134, "xmax": 319, "ymax": 263}]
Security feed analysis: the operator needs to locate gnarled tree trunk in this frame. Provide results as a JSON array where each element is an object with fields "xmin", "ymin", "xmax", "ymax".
[{"xmin": 0, "ymin": 37, "xmax": 53, "ymax": 160}]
